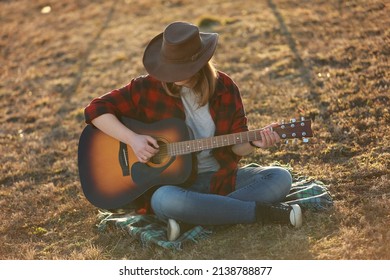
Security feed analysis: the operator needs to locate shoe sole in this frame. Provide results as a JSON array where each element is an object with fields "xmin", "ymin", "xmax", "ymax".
[
  {"xmin": 290, "ymin": 204, "xmax": 303, "ymax": 228},
  {"xmin": 167, "ymin": 219, "xmax": 180, "ymax": 241}
]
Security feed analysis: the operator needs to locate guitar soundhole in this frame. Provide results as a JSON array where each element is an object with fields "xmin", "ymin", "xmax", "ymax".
[{"xmin": 149, "ymin": 140, "xmax": 170, "ymax": 165}]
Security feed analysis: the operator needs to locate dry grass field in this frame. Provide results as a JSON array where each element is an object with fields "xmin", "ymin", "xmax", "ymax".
[{"xmin": 0, "ymin": 0, "xmax": 389, "ymax": 260}]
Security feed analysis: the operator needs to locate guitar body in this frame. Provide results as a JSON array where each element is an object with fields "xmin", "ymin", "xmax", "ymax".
[{"xmin": 78, "ymin": 118, "xmax": 193, "ymax": 209}]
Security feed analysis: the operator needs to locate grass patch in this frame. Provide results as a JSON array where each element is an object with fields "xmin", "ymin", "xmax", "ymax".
[{"xmin": 0, "ymin": 0, "xmax": 389, "ymax": 260}]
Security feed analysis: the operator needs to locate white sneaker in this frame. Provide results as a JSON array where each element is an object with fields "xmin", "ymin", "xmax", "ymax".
[
  {"xmin": 167, "ymin": 219, "xmax": 180, "ymax": 241},
  {"xmin": 290, "ymin": 204, "xmax": 302, "ymax": 228}
]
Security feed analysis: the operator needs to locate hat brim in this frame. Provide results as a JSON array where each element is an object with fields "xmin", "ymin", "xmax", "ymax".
[{"xmin": 143, "ymin": 32, "xmax": 218, "ymax": 83}]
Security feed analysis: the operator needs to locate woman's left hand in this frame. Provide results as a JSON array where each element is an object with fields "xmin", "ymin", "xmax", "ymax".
[{"xmin": 251, "ymin": 123, "xmax": 281, "ymax": 148}]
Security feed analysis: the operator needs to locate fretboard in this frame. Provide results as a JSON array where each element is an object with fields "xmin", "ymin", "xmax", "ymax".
[{"xmin": 167, "ymin": 129, "xmax": 263, "ymax": 156}]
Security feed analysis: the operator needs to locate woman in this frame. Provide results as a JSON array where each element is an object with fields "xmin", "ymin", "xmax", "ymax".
[{"xmin": 84, "ymin": 22, "xmax": 302, "ymax": 241}]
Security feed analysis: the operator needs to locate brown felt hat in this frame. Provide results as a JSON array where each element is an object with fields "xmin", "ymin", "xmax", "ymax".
[{"xmin": 143, "ymin": 22, "xmax": 219, "ymax": 83}]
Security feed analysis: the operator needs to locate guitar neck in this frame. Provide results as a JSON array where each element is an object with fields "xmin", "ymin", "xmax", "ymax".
[
  {"xmin": 168, "ymin": 130, "xmax": 263, "ymax": 156},
  {"xmin": 167, "ymin": 118, "xmax": 313, "ymax": 156}
]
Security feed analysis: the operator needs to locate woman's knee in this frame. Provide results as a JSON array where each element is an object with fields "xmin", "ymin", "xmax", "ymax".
[
  {"xmin": 151, "ymin": 185, "xmax": 186, "ymax": 218},
  {"xmin": 151, "ymin": 185, "xmax": 175, "ymax": 210},
  {"xmin": 276, "ymin": 167, "xmax": 292, "ymax": 182},
  {"xmin": 270, "ymin": 167, "xmax": 292, "ymax": 194}
]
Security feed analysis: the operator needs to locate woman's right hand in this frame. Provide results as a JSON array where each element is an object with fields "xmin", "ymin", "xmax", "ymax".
[
  {"xmin": 91, "ymin": 114, "xmax": 159, "ymax": 163},
  {"xmin": 128, "ymin": 133, "xmax": 159, "ymax": 163}
]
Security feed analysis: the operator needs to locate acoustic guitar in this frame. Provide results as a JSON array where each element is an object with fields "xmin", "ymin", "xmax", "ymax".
[{"xmin": 78, "ymin": 117, "xmax": 313, "ymax": 209}]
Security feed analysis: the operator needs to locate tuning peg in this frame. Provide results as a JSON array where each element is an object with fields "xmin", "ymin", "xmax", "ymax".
[
  {"xmin": 300, "ymin": 116, "xmax": 305, "ymax": 121},
  {"xmin": 290, "ymin": 118, "xmax": 297, "ymax": 123},
  {"xmin": 303, "ymin": 138, "xmax": 309, "ymax": 143}
]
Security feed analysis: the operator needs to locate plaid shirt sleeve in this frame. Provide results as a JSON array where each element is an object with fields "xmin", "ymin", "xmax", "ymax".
[
  {"xmin": 84, "ymin": 79, "xmax": 141, "ymax": 125},
  {"xmin": 84, "ymin": 75, "xmax": 185, "ymax": 125}
]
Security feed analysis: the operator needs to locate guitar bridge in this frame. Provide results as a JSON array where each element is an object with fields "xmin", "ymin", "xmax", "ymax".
[{"xmin": 118, "ymin": 142, "xmax": 130, "ymax": 176}]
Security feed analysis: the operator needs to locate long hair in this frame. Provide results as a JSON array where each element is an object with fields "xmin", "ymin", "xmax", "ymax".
[{"xmin": 162, "ymin": 61, "xmax": 218, "ymax": 107}]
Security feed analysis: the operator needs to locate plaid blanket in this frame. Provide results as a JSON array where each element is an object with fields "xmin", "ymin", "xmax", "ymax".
[
  {"xmin": 97, "ymin": 163, "xmax": 333, "ymax": 250},
  {"xmin": 97, "ymin": 212, "xmax": 212, "ymax": 250}
]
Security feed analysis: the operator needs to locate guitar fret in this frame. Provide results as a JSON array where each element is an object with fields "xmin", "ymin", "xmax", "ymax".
[
  {"xmin": 172, "ymin": 142, "xmax": 177, "ymax": 156},
  {"xmin": 185, "ymin": 141, "xmax": 190, "ymax": 153},
  {"xmin": 175, "ymin": 142, "xmax": 179, "ymax": 155},
  {"xmin": 179, "ymin": 142, "xmax": 183, "ymax": 154},
  {"xmin": 167, "ymin": 143, "xmax": 171, "ymax": 155},
  {"xmin": 169, "ymin": 142, "xmax": 174, "ymax": 156},
  {"xmin": 178, "ymin": 142, "xmax": 182, "ymax": 154}
]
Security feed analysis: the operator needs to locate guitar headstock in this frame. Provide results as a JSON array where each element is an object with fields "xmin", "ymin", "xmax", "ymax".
[{"xmin": 273, "ymin": 117, "xmax": 313, "ymax": 143}]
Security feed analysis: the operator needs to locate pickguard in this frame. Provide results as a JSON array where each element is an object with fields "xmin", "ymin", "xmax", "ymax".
[{"xmin": 131, "ymin": 156, "xmax": 176, "ymax": 186}]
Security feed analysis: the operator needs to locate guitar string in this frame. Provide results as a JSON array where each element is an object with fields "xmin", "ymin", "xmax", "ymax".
[
  {"xmin": 149, "ymin": 123, "xmax": 310, "ymax": 161},
  {"xmin": 151, "ymin": 130, "xmax": 262, "ymax": 160}
]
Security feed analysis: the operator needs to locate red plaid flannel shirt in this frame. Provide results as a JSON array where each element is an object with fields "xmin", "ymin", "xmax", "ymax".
[{"xmin": 84, "ymin": 71, "xmax": 248, "ymax": 197}]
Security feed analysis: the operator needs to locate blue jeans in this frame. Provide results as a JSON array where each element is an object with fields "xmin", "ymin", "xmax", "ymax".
[{"xmin": 151, "ymin": 166, "xmax": 292, "ymax": 226}]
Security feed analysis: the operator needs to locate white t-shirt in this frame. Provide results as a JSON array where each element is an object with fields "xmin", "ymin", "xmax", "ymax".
[{"xmin": 180, "ymin": 87, "xmax": 220, "ymax": 173}]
